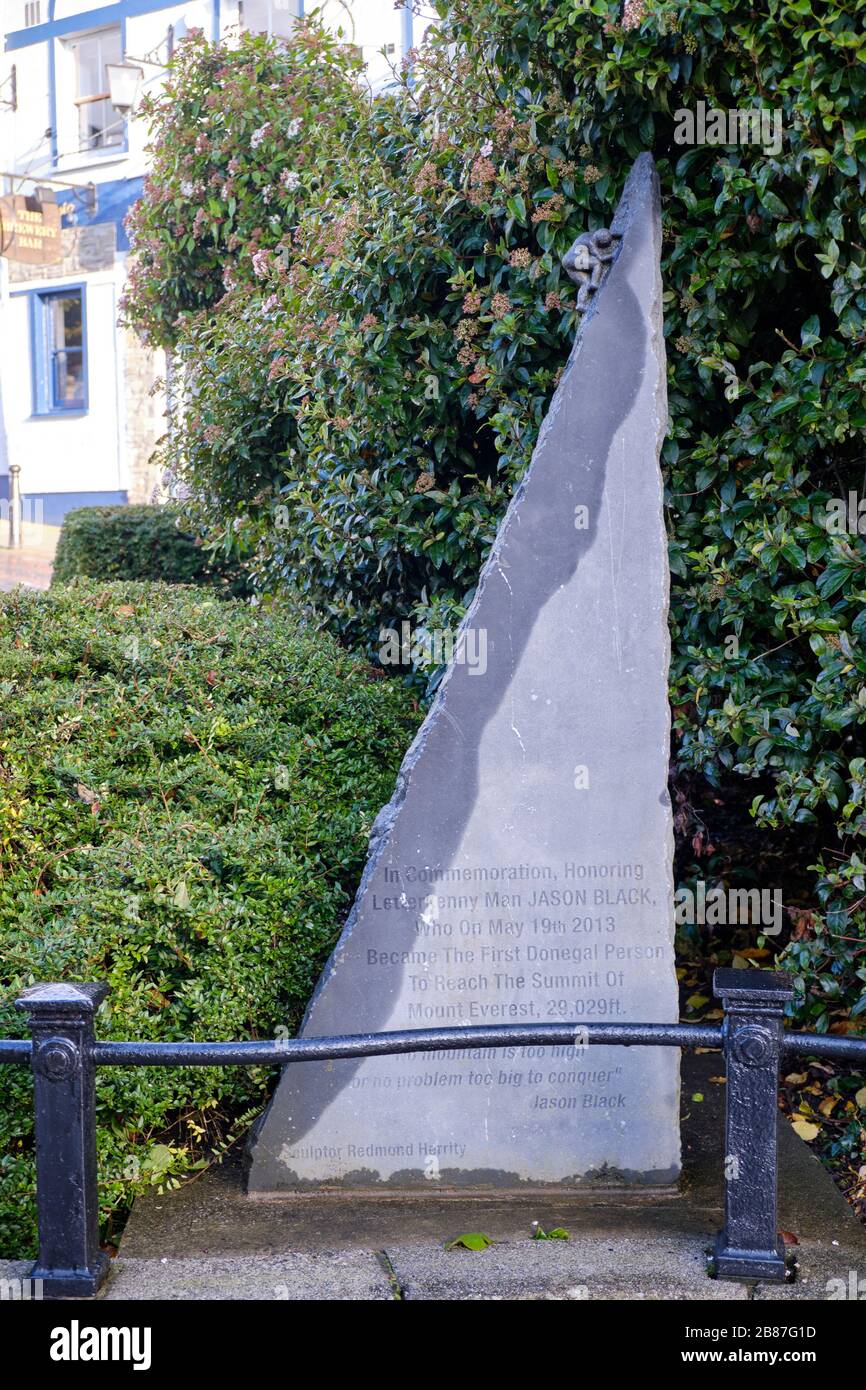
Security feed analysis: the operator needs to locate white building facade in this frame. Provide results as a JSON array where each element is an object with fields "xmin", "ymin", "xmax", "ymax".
[{"xmin": 0, "ymin": 0, "xmax": 416, "ymax": 525}]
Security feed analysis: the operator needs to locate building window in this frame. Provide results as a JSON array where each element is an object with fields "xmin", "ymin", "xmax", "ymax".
[
  {"xmin": 238, "ymin": 0, "xmax": 303, "ymax": 39},
  {"xmin": 68, "ymin": 28, "xmax": 123, "ymax": 152},
  {"xmin": 31, "ymin": 287, "xmax": 88, "ymax": 414},
  {"xmin": 24, "ymin": 2, "xmax": 41, "ymax": 25}
]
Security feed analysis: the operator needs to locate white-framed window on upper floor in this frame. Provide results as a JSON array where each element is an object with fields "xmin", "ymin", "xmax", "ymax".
[
  {"xmin": 239, "ymin": 0, "xmax": 303, "ymax": 41},
  {"xmin": 66, "ymin": 27, "xmax": 124, "ymax": 154}
]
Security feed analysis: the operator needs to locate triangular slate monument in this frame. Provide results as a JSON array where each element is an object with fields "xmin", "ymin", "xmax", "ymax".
[{"xmin": 248, "ymin": 153, "xmax": 680, "ymax": 1191}]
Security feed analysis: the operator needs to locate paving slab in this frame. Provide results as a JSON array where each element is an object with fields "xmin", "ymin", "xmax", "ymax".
[
  {"xmin": 100, "ymin": 1252, "xmax": 393, "ymax": 1301},
  {"xmin": 752, "ymin": 1252, "xmax": 866, "ymax": 1301},
  {"xmin": 0, "ymin": 522, "xmax": 59, "ymax": 591},
  {"xmin": 385, "ymin": 1234, "xmax": 749, "ymax": 1301}
]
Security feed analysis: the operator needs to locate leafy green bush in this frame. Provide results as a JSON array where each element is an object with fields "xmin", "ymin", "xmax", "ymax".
[
  {"xmin": 52, "ymin": 505, "xmax": 249, "ymax": 594},
  {"xmin": 122, "ymin": 2, "xmax": 866, "ymax": 1036},
  {"xmin": 0, "ymin": 582, "xmax": 419, "ymax": 1258}
]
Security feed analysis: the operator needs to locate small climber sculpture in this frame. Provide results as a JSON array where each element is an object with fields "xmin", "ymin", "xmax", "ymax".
[{"xmin": 562, "ymin": 226, "xmax": 622, "ymax": 312}]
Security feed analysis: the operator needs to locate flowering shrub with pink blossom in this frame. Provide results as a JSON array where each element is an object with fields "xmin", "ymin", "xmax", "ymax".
[{"xmin": 121, "ymin": 24, "xmax": 368, "ymax": 344}]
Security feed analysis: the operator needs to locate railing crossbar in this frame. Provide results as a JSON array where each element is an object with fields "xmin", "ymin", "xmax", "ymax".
[
  {"xmin": 3, "ymin": 1023, "xmax": 865, "ymax": 1069},
  {"xmin": 90, "ymin": 1020, "xmax": 724, "ymax": 1067}
]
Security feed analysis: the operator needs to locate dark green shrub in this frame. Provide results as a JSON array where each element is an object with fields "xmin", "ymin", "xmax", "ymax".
[
  {"xmin": 0, "ymin": 581, "xmax": 420, "ymax": 1258},
  {"xmin": 52, "ymin": 505, "xmax": 249, "ymax": 594}
]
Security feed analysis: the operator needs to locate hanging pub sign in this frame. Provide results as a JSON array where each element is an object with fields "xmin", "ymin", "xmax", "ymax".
[{"xmin": 0, "ymin": 193, "xmax": 62, "ymax": 265}]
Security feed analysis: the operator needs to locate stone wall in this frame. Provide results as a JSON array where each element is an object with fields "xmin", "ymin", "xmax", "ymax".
[
  {"xmin": 8, "ymin": 223, "xmax": 115, "ymax": 282},
  {"xmin": 123, "ymin": 327, "xmax": 166, "ymax": 504}
]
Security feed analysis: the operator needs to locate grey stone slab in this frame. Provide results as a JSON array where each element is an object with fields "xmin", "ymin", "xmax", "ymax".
[
  {"xmin": 249, "ymin": 152, "xmax": 678, "ymax": 1193},
  {"xmin": 101, "ymin": 1253, "xmax": 393, "ymax": 1301}
]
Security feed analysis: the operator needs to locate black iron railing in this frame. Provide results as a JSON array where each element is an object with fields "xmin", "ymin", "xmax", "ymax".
[{"xmin": 1, "ymin": 967, "xmax": 865, "ymax": 1299}]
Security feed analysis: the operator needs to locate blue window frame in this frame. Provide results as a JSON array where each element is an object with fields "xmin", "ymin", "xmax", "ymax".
[{"xmin": 30, "ymin": 284, "xmax": 88, "ymax": 414}]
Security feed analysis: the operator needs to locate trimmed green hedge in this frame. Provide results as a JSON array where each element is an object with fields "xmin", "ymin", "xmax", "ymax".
[
  {"xmin": 0, "ymin": 581, "xmax": 420, "ymax": 1258},
  {"xmin": 52, "ymin": 505, "xmax": 249, "ymax": 594}
]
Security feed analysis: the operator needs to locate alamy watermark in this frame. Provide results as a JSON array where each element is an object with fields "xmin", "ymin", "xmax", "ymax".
[
  {"xmin": 674, "ymin": 100, "xmax": 783, "ymax": 157},
  {"xmin": 0, "ymin": 1275, "xmax": 43, "ymax": 1300},
  {"xmin": 825, "ymin": 1269, "xmax": 866, "ymax": 1299},
  {"xmin": 49, "ymin": 1321, "xmax": 151, "ymax": 1370},
  {"xmin": 820, "ymin": 490, "xmax": 866, "ymax": 535},
  {"xmin": 379, "ymin": 621, "xmax": 488, "ymax": 676},
  {"xmin": 674, "ymin": 881, "xmax": 783, "ymax": 937}
]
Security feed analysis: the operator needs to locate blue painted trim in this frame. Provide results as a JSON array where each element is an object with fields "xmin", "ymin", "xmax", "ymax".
[
  {"xmin": 7, "ymin": 177, "xmax": 143, "ymax": 253},
  {"xmin": 7, "ymin": 0, "xmax": 183, "ymax": 51},
  {"xmin": 401, "ymin": 4, "xmax": 413, "ymax": 87},
  {"xmin": 0, "ymin": 480, "xmax": 128, "ymax": 524},
  {"xmin": 49, "ymin": 11, "xmax": 130, "ymax": 165},
  {"xmin": 63, "ymin": 174, "xmax": 143, "ymax": 251},
  {"xmin": 211, "ymin": 0, "xmax": 220, "ymax": 42},
  {"xmin": 28, "ymin": 410, "xmax": 89, "ymax": 419},
  {"xmin": 27, "ymin": 293, "xmax": 41, "ymax": 419},
  {"xmin": 28, "ymin": 282, "xmax": 89, "ymax": 416},
  {"xmin": 401, "ymin": 3, "xmax": 413, "ymax": 57},
  {"xmin": 119, "ymin": 12, "xmax": 129, "ymax": 150},
  {"xmin": 46, "ymin": 0, "xmax": 58, "ymax": 162}
]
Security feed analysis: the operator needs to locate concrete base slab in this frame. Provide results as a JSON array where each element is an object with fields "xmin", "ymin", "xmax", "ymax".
[
  {"xmin": 387, "ymin": 1235, "xmax": 749, "ymax": 1301},
  {"xmin": 0, "ymin": 1259, "xmax": 40, "ymax": 1297},
  {"xmin": 101, "ymin": 1252, "xmax": 393, "ymax": 1301}
]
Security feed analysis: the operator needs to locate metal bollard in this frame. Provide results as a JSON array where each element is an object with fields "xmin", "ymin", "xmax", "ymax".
[
  {"xmin": 712, "ymin": 967, "xmax": 795, "ymax": 1281},
  {"xmin": 15, "ymin": 982, "xmax": 110, "ymax": 1298},
  {"xmin": 8, "ymin": 462, "xmax": 22, "ymax": 547}
]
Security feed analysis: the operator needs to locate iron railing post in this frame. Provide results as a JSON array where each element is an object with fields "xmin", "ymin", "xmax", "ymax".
[
  {"xmin": 15, "ymin": 982, "xmax": 110, "ymax": 1298},
  {"xmin": 712, "ymin": 967, "xmax": 794, "ymax": 1282}
]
